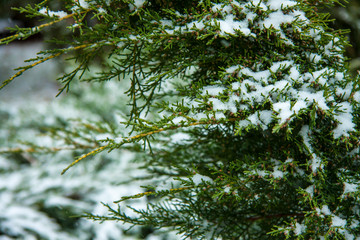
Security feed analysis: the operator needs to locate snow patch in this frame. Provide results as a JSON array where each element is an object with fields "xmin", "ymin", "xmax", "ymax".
[
  {"xmin": 333, "ymin": 102, "xmax": 355, "ymax": 138},
  {"xmin": 171, "ymin": 132, "xmax": 191, "ymax": 144},
  {"xmin": 192, "ymin": 174, "xmax": 213, "ymax": 185},
  {"xmin": 39, "ymin": 8, "xmax": 68, "ymax": 18},
  {"xmin": 343, "ymin": 182, "xmax": 358, "ymax": 195},
  {"xmin": 294, "ymin": 222, "xmax": 306, "ymax": 235}
]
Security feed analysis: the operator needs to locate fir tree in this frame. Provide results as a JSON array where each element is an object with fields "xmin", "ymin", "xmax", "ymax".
[{"xmin": 1, "ymin": 0, "xmax": 360, "ymax": 239}]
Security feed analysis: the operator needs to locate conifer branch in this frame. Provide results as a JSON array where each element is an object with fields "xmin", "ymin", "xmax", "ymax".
[
  {"xmin": 114, "ymin": 186, "xmax": 192, "ymax": 203},
  {"xmin": 61, "ymin": 145, "xmax": 108, "ymax": 175},
  {"xmin": 0, "ymin": 10, "xmax": 91, "ymax": 45},
  {"xmin": 61, "ymin": 117, "xmax": 240, "ymax": 175},
  {"xmin": 246, "ymin": 212, "xmax": 305, "ymax": 222},
  {"xmin": 0, "ymin": 145, "xmax": 97, "ymax": 154},
  {"xmin": 0, "ymin": 43, "xmax": 92, "ymax": 90},
  {"xmin": 0, "ymin": 13, "xmax": 73, "ymax": 44},
  {"xmin": 0, "ymin": 52, "xmax": 61, "ymax": 90}
]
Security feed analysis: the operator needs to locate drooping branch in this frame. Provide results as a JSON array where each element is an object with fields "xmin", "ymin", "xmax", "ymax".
[
  {"xmin": 0, "ymin": 11, "xmax": 89, "ymax": 45},
  {"xmin": 61, "ymin": 117, "xmax": 240, "ymax": 174}
]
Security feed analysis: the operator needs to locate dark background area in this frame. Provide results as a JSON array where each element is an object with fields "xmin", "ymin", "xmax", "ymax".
[
  {"xmin": 328, "ymin": 0, "xmax": 360, "ymax": 72},
  {"xmin": 0, "ymin": 0, "xmax": 67, "ymax": 41}
]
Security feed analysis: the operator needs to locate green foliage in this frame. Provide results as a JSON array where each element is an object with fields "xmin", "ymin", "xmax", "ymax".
[{"xmin": 1, "ymin": 0, "xmax": 360, "ymax": 239}]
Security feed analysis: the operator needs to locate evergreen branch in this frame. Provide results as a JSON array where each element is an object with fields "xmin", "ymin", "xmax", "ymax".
[
  {"xmin": 114, "ymin": 186, "xmax": 192, "ymax": 203},
  {"xmin": 85, "ymin": 203, "xmax": 145, "ymax": 225},
  {"xmin": 61, "ymin": 145, "xmax": 109, "ymax": 175},
  {"xmin": 0, "ymin": 43, "xmax": 92, "ymax": 90},
  {"xmin": 0, "ymin": 52, "xmax": 61, "ymax": 90},
  {"xmin": 0, "ymin": 12, "xmax": 84, "ymax": 45},
  {"xmin": 0, "ymin": 145, "xmax": 96, "ymax": 154},
  {"xmin": 61, "ymin": 117, "xmax": 240, "ymax": 175},
  {"xmin": 246, "ymin": 212, "xmax": 305, "ymax": 222},
  {"xmin": 122, "ymin": 117, "xmax": 239, "ymax": 143}
]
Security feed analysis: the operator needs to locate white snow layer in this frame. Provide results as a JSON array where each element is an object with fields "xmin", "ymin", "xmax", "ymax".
[
  {"xmin": 129, "ymin": 0, "xmax": 146, "ymax": 10},
  {"xmin": 294, "ymin": 222, "xmax": 306, "ymax": 235},
  {"xmin": 332, "ymin": 215, "xmax": 347, "ymax": 228},
  {"xmin": 192, "ymin": 173, "xmax": 213, "ymax": 185},
  {"xmin": 333, "ymin": 102, "xmax": 355, "ymax": 138},
  {"xmin": 77, "ymin": 0, "xmax": 89, "ymax": 8},
  {"xmin": 216, "ymin": 14, "xmax": 251, "ymax": 36},
  {"xmin": 320, "ymin": 205, "xmax": 331, "ymax": 216},
  {"xmin": 160, "ymin": 0, "xmax": 306, "ymax": 40},
  {"xmin": 39, "ymin": 8, "xmax": 68, "ymax": 18},
  {"xmin": 266, "ymin": 0, "xmax": 298, "ymax": 10},
  {"xmin": 171, "ymin": 132, "xmax": 191, "ymax": 144},
  {"xmin": 343, "ymin": 182, "xmax": 359, "ymax": 195},
  {"xmin": 134, "ymin": 0, "xmax": 146, "ymax": 8},
  {"xmin": 202, "ymin": 85, "xmax": 226, "ymax": 96}
]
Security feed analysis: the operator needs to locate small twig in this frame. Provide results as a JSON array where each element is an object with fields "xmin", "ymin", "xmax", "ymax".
[
  {"xmin": 0, "ymin": 43, "xmax": 92, "ymax": 90},
  {"xmin": 246, "ymin": 212, "xmax": 305, "ymax": 222},
  {"xmin": 114, "ymin": 186, "xmax": 192, "ymax": 203},
  {"xmin": 0, "ymin": 11, "xmax": 89, "ymax": 44},
  {"xmin": 61, "ymin": 145, "xmax": 108, "ymax": 175},
  {"xmin": 61, "ymin": 118, "xmax": 240, "ymax": 175},
  {"xmin": 0, "ymin": 144, "xmax": 96, "ymax": 154}
]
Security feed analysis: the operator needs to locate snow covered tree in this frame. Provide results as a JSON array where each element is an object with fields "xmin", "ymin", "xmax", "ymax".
[{"xmin": 1, "ymin": 0, "xmax": 360, "ymax": 239}]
